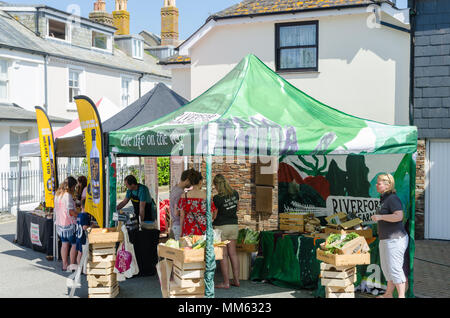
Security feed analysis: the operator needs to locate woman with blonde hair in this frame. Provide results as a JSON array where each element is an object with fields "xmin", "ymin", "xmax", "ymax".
[
  {"xmin": 54, "ymin": 176, "xmax": 79, "ymax": 272},
  {"xmin": 212, "ymin": 174, "xmax": 240, "ymax": 289},
  {"xmin": 372, "ymin": 173, "xmax": 409, "ymax": 298}
]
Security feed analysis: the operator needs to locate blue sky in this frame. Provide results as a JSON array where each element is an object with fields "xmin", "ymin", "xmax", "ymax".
[
  {"xmin": 6, "ymin": 0, "xmax": 409, "ymax": 40},
  {"xmin": 6, "ymin": 0, "xmax": 242, "ymax": 40}
]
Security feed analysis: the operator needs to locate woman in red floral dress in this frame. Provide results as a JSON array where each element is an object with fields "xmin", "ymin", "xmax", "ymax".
[{"xmin": 178, "ymin": 170, "xmax": 216, "ymax": 236}]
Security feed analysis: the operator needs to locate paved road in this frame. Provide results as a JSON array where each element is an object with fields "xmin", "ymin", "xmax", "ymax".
[{"xmin": 1, "ymin": 214, "xmax": 448, "ymax": 298}]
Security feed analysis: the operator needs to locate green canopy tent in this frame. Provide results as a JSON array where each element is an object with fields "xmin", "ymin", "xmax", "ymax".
[{"xmin": 109, "ymin": 54, "xmax": 417, "ymax": 297}]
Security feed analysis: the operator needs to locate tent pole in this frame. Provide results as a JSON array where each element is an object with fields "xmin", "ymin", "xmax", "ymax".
[
  {"xmin": 205, "ymin": 153, "xmax": 215, "ymax": 298},
  {"xmin": 15, "ymin": 156, "xmax": 23, "ymax": 242},
  {"xmin": 105, "ymin": 155, "xmax": 110, "ymax": 228}
]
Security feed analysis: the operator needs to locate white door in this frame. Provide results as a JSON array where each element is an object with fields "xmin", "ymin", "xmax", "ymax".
[{"xmin": 427, "ymin": 140, "xmax": 450, "ymax": 240}]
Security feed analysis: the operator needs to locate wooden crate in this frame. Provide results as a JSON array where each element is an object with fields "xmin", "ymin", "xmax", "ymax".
[
  {"xmin": 88, "ymin": 283, "xmax": 119, "ymax": 298},
  {"xmin": 90, "ymin": 247, "xmax": 116, "ymax": 256},
  {"xmin": 173, "ymin": 273, "xmax": 204, "ymax": 289},
  {"xmin": 88, "ymin": 228, "xmax": 123, "ymax": 244},
  {"xmin": 321, "ymin": 267, "xmax": 356, "ymax": 280},
  {"xmin": 279, "ymin": 213, "xmax": 311, "ymax": 232},
  {"xmin": 326, "ymin": 291, "xmax": 355, "ymax": 298},
  {"xmin": 324, "ymin": 227, "xmax": 373, "ymax": 239},
  {"xmin": 173, "ymin": 265, "xmax": 205, "ymax": 280},
  {"xmin": 87, "ymin": 261, "xmax": 116, "ymax": 270},
  {"xmin": 87, "ymin": 273, "xmax": 117, "ymax": 288},
  {"xmin": 173, "ymin": 260, "xmax": 205, "ymax": 271},
  {"xmin": 86, "ymin": 265, "xmax": 115, "ymax": 276},
  {"xmin": 157, "ymin": 244, "xmax": 224, "ymax": 264},
  {"xmin": 169, "ymin": 283, "xmax": 205, "ymax": 298},
  {"xmin": 90, "ymin": 254, "xmax": 116, "ymax": 263},
  {"xmin": 325, "ymin": 285, "xmax": 355, "ymax": 293},
  {"xmin": 316, "ymin": 248, "xmax": 370, "ymax": 266},
  {"xmin": 321, "ymin": 275, "xmax": 356, "ymax": 288},
  {"xmin": 236, "ymin": 243, "xmax": 258, "ymax": 253},
  {"xmin": 228, "ymin": 251, "xmax": 252, "ymax": 280}
]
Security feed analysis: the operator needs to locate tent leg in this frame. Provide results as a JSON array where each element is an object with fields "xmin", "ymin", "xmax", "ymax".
[
  {"xmin": 204, "ymin": 154, "xmax": 215, "ymax": 298},
  {"xmin": 15, "ymin": 157, "xmax": 23, "ymax": 242},
  {"xmin": 105, "ymin": 155, "xmax": 110, "ymax": 228}
]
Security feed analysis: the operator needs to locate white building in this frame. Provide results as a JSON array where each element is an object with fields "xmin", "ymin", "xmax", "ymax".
[
  {"xmin": 161, "ymin": 0, "xmax": 411, "ymax": 126},
  {"xmin": 0, "ymin": 3, "xmax": 172, "ymax": 174}
]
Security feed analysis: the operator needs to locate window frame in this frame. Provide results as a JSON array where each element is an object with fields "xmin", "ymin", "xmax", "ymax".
[
  {"xmin": 121, "ymin": 75, "xmax": 133, "ymax": 108},
  {"xmin": 132, "ymin": 38, "xmax": 143, "ymax": 60},
  {"xmin": 0, "ymin": 58, "xmax": 9, "ymax": 102},
  {"xmin": 91, "ymin": 29, "xmax": 112, "ymax": 52},
  {"xmin": 9, "ymin": 128, "xmax": 30, "ymax": 167},
  {"xmin": 67, "ymin": 66, "xmax": 84, "ymax": 110},
  {"xmin": 275, "ymin": 20, "xmax": 319, "ymax": 73},
  {"xmin": 47, "ymin": 17, "xmax": 71, "ymax": 43}
]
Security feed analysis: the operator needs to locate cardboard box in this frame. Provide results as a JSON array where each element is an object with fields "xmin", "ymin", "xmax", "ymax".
[
  {"xmin": 316, "ymin": 248, "xmax": 370, "ymax": 266},
  {"xmin": 256, "ymin": 186, "xmax": 273, "ymax": 213},
  {"xmin": 158, "ymin": 244, "xmax": 224, "ymax": 264},
  {"xmin": 255, "ymin": 164, "xmax": 276, "ymax": 186},
  {"xmin": 324, "ymin": 227, "xmax": 373, "ymax": 239}
]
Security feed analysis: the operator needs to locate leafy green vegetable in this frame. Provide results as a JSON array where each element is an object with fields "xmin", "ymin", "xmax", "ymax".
[
  {"xmin": 165, "ymin": 239, "xmax": 179, "ymax": 249},
  {"xmin": 237, "ymin": 228, "xmax": 260, "ymax": 245}
]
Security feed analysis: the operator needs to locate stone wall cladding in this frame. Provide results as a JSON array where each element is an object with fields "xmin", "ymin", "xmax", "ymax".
[{"xmin": 415, "ymin": 139, "xmax": 425, "ymax": 240}]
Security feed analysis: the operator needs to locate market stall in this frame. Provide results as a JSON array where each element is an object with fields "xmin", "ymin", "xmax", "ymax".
[{"xmin": 108, "ymin": 54, "xmax": 417, "ymax": 298}]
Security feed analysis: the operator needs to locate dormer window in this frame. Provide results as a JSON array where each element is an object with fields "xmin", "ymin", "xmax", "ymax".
[
  {"xmin": 48, "ymin": 18, "xmax": 69, "ymax": 41},
  {"xmin": 92, "ymin": 30, "xmax": 112, "ymax": 51},
  {"xmin": 132, "ymin": 38, "xmax": 143, "ymax": 59}
]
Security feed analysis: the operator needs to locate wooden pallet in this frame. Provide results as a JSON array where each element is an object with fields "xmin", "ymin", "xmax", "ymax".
[
  {"xmin": 321, "ymin": 274, "xmax": 356, "ymax": 288},
  {"xmin": 320, "ymin": 263, "xmax": 355, "ymax": 272},
  {"xmin": 87, "ymin": 273, "xmax": 117, "ymax": 288},
  {"xmin": 88, "ymin": 284, "xmax": 119, "ymax": 298}
]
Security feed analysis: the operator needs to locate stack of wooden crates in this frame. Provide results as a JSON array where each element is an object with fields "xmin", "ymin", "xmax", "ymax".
[
  {"xmin": 87, "ymin": 228, "xmax": 123, "ymax": 298},
  {"xmin": 320, "ymin": 263, "xmax": 357, "ymax": 298},
  {"xmin": 158, "ymin": 244, "xmax": 224, "ymax": 298}
]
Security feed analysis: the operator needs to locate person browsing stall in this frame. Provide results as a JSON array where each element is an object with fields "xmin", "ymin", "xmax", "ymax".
[
  {"xmin": 212, "ymin": 174, "xmax": 240, "ymax": 289},
  {"xmin": 76, "ymin": 198, "xmax": 90, "ymax": 269},
  {"xmin": 116, "ymin": 175, "xmax": 155, "ymax": 227},
  {"xmin": 169, "ymin": 169, "xmax": 193, "ymax": 240},
  {"xmin": 371, "ymin": 173, "xmax": 409, "ymax": 298}
]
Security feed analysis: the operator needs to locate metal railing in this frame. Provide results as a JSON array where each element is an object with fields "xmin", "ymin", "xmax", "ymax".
[{"xmin": 0, "ymin": 164, "xmax": 88, "ymax": 213}]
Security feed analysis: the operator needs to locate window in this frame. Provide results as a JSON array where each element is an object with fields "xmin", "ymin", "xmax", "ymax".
[
  {"xmin": 92, "ymin": 31, "xmax": 111, "ymax": 50},
  {"xmin": 10, "ymin": 128, "xmax": 29, "ymax": 170},
  {"xmin": 275, "ymin": 21, "xmax": 318, "ymax": 72},
  {"xmin": 48, "ymin": 18, "xmax": 68, "ymax": 41},
  {"xmin": 121, "ymin": 77, "xmax": 132, "ymax": 107},
  {"xmin": 69, "ymin": 69, "xmax": 81, "ymax": 103},
  {"xmin": 132, "ymin": 39, "xmax": 143, "ymax": 59},
  {"xmin": 0, "ymin": 59, "xmax": 8, "ymax": 101}
]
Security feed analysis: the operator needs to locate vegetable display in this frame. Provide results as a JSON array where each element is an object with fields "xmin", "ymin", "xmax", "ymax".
[
  {"xmin": 237, "ymin": 228, "xmax": 260, "ymax": 245},
  {"xmin": 323, "ymin": 232, "xmax": 362, "ymax": 254}
]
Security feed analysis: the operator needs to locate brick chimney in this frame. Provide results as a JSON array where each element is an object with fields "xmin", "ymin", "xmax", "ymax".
[
  {"xmin": 89, "ymin": 0, "xmax": 113, "ymax": 27},
  {"xmin": 113, "ymin": 0, "xmax": 130, "ymax": 35},
  {"xmin": 161, "ymin": 0, "xmax": 179, "ymax": 46}
]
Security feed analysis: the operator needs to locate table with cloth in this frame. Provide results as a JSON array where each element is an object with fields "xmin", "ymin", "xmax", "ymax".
[
  {"xmin": 16, "ymin": 210, "xmax": 54, "ymax": 256},
  {"xmin": 250, "ymin": 231, "xmax": 387, "ymax": 297}
]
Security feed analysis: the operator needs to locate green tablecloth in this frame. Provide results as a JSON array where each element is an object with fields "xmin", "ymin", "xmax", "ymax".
[{"xmin": 250, "ymin": 231, "xmax": 387, "ymax": 297}]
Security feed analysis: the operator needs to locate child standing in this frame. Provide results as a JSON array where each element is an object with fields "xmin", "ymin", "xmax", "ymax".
[{"xmin": 76, "ymin": 199, "xmax": 90, "ymax": 268}]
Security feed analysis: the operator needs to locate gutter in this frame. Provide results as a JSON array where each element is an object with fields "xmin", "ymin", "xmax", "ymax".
[
  {"xmin": 139, "ymin": 73, "xmax": 144, "ymax": 98},
  {"xmin": 409, "ymin": 0, "xmax": 416, "ymax": 126},
  {"xmin": 0, "ymin": 43, "xmax": 171, "ymax": 80}
]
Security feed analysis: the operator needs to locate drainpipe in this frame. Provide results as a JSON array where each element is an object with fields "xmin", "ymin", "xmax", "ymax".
[
  {"xmin": 35, "ymin": 6, "xmax": 41, "ymax": 36},
  {"xmin": 138, "ymin": 73, "xmax": 144, "ymax": 98},
  {"xmin": 44, "ymin": 54, "xmax": 49, "ymax": 112},
  {"xmin": 409, "ymin": 0, "xmax": 417, "ymax": 126}
]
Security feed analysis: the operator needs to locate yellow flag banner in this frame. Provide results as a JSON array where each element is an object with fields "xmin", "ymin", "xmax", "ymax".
[
  {"xmin": 74, "ymin": 96, "xmax": 104, "ymax": 228},
  {"xmin": 35, "ymin": 107, "xmax": 56, "ymax": 208}
]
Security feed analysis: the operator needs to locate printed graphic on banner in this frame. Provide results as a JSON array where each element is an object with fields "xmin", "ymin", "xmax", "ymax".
[
  {"xmin": 30, "ymin": 222, "xmax": 42, "ymax": 246},
  {"xmin": 35, "ymin": 107, "xmax": 56, "ymax": 208},
  {"xmin": 75, "ymin": 97, "xmax": 104, "ymax": 227},
  {"xmin": 278, "ymin": 154, "xmax": 412, "ymax": 224}
]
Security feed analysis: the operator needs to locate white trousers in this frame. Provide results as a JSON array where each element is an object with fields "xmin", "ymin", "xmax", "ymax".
[{"xmin": 379, "ymin": 234, "xmax": 409, "ymax": 284}]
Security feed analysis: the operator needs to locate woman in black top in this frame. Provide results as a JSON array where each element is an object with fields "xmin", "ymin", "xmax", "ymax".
[
  {"xmin": 212, "ymin": 174, "xmax": 240, "ymax": 289},
  {"xmin": 371, "ymin": 173, "xmax": 409, "ymax": 298}
]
